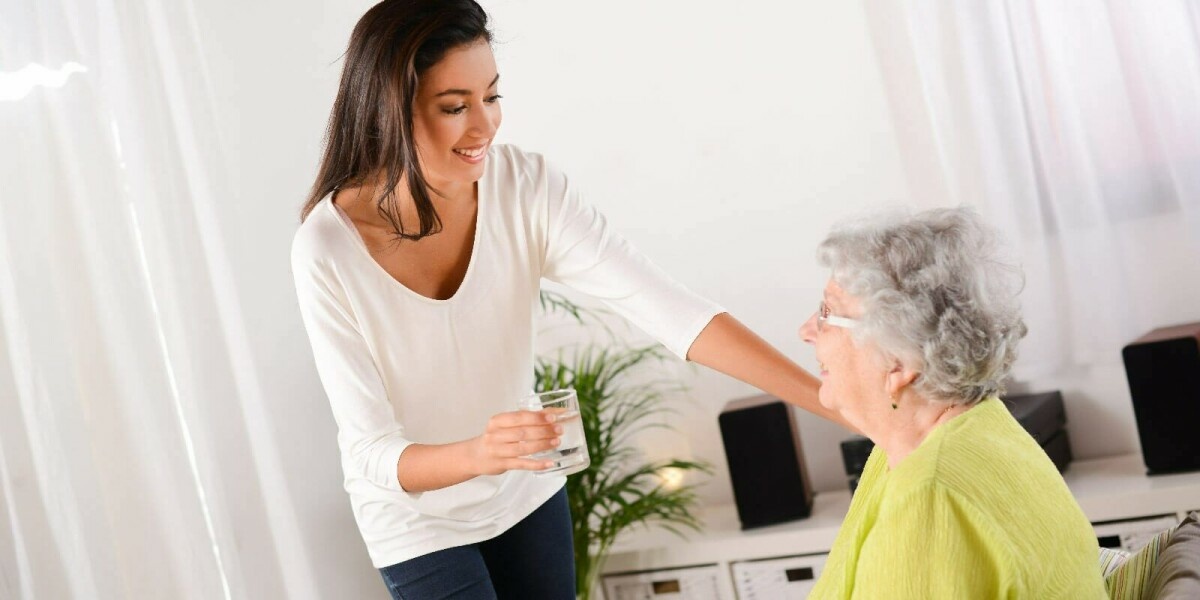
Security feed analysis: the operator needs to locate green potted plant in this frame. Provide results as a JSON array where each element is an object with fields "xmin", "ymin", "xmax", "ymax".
[{"xmin": 536, "ymin": 292, "xmax": 712, "ymax": 599}]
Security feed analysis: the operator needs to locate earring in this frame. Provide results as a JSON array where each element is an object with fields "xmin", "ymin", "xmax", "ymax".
[{"xmin": 890, "ymin": 393, "xmax": 898, "ymax": 410}]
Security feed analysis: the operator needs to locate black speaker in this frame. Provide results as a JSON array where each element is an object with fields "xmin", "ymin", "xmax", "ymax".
[
  {"xmin": 718, "ymin": 395, "xmax": 814, "ymax": 529},
  {"xmin": 1122, "ymin": 322, "xmax": 1200, "ymax": 475},
  {"xmin": 1001, "ymin": 391, "xmax": 1066, "ymax": 446},
  {"xmin": 1001, "ymin": 390, "xmax": 1073, "ymax": 473},
  {"xmin": 839, "ymin": 436, "xmax": 874, "ymax": 494}
]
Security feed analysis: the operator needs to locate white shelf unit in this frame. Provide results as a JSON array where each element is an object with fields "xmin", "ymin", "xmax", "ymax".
[{"xmin": 600, "ymin": 454, "xmax": 1200, "ymax": 599}]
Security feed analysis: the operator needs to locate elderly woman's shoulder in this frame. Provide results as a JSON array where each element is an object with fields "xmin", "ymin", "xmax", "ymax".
[{"xmin": 896, "ymin": 398, "xmax": 1062, "ymax": 497}]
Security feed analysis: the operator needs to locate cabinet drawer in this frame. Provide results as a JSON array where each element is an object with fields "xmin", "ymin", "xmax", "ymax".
[
  {"xmin": 603, "ymin": 563, "xmax": 731, "ymax": 600},
  {"xmin": 730, "ymin": 553, "xmax": 827, "ymax": 599}
]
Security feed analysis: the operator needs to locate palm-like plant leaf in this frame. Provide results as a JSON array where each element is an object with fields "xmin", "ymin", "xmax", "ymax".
[{"xmin": 535, "ymin": 292, "xmax": 711, "ymax": 599}]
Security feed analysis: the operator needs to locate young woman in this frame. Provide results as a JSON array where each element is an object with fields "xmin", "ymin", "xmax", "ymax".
[{"xmin": 291, "ymin": 1, "xmax": 840, "ymax": 597}]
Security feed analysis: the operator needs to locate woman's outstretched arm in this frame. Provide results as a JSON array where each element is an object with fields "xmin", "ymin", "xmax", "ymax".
[{"xmin": 687, "ymin": 312, "xmax": 857, "ymax": 433}]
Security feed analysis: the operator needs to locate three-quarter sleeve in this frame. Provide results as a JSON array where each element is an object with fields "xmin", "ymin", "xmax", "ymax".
[
  {"xmin": 539, "ymin": 159, "xmax": 724, "ymax": 360},
  {"xmin": 291, "ymin": 245, "xmax": 417, "ymax": 497}
]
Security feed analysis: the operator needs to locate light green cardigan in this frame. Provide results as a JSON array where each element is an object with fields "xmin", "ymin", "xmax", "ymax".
[{"xmin": 809, "ymin": 398, "xmax": 1107, "ymax": 599}]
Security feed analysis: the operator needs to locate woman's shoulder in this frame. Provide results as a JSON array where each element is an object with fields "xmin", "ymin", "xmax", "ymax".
[
  {"xmin": 291, "ymin": 197, "xmax": 353, "ymax": 270},
  {"xmin": 485, "ymin": 144, "xmax": 567, "ymax": 190},
  {"xmin": 487, "ymin": 143, "xmax": 547, "ymax": 172},
  {"xmin": 889, "ymin": 399, "xmax": 1051, "ymax": 494},
  {"xmin": 892, "ymin": 397, "xmax": 1090, "ymax": 530},
  {"xmin": 483, "ymin": 144, "xmax": 575, "ymax": 222},
  {"xmin": 940, "ymin": 397, "xmax": 1051, "ymax": 475}
]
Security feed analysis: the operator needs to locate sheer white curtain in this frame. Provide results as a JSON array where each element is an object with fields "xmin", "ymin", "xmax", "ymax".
[
  {"xmin": 866, "ymin": 1, "xmax": 1200, "ymax": 377},
  {"xmin": 1, "ymin": 1, "xmax": 318, "ymax": 598}
]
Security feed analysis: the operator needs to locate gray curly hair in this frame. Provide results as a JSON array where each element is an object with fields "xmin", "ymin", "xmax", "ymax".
[{"xmin": 817, "ymin": 206, "xmax": 1027, "ymax": 406}]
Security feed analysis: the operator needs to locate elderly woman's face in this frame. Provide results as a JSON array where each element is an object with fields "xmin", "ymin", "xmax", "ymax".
[{"xmin": 800, "ymin": 279, "xmax": 882, "ymax": 414}]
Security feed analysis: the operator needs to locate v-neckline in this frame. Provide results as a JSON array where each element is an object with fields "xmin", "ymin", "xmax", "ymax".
[{"xmin": 327, "ymin": 184, "xmax": 485, "ymax": 305}]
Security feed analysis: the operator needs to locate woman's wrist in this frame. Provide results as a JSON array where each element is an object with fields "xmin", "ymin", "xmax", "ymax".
[
  {"xmin": 459, "ymin": 436, "xmax": 486, "ymax": 478},
  {"xmin": 397, "ymin": 440, "xmax": 481, "ymax": 492}
]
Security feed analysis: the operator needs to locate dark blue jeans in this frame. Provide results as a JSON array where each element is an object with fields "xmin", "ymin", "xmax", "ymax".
[{"xmin": 379, "ymin": 487, "xmax": 575, "ymax": 599}]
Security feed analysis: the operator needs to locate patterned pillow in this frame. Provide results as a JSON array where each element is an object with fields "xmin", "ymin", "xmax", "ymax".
[
  {"xmin": 1100, "ymin": 546, "xmax": 1131, "ymax": 578},
  {"xmin": 1147, "ymin": 512, "xmax": 1200, "ymax": 599},
  {"xmin": 1103, "ymin": 528, "xmax": 1171, "ymax": 599}
]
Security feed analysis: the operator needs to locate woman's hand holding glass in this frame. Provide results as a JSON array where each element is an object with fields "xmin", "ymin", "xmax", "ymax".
[{"xmin": 469, "ymin": 410, "xmax": 562, "ymax": 475}]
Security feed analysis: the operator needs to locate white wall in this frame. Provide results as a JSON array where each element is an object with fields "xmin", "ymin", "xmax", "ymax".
[
  {"xmin": 185, "ymin": 0, "xmax": 1189, "ymax": 593},
  {"xmin": 482, "ymin": 0, "xmax": 912, "ymax": 503}
]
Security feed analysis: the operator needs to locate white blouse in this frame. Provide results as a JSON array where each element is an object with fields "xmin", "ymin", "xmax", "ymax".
[{"xmin": 291, "ymin": 144, "xmax": 723, "ymax": 568}]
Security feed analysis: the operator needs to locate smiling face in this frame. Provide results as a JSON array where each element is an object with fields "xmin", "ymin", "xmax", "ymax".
[
  {"xmin": 412, "ymin": 39, "xmax": 501, "ymax": 194},
  {"xmin": 800, "ymin": 278, "xmax": 885, "ymax": 418}
]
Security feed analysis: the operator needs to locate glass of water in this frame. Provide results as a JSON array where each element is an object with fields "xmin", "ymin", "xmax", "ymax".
[{"xmin": 519, "ymin": 389, "xmax": 590, "ymax": 477}]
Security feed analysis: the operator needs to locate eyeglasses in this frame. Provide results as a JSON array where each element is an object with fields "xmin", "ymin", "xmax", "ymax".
[{"xmin": 817, "ymin": 301, "xmax": 859, "ymax": 332}]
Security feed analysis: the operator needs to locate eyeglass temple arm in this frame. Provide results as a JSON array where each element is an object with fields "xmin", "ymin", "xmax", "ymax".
[{"xmin": 824, "ymin": 315, "xmax": 859, "ymax": 329}]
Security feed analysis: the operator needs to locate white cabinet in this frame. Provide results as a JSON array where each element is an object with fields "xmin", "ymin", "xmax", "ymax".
[
  {"xmin": 602, "ymin": 564, "xmax": 731, "ymax": 600},
  {"xmin": 601, "ymin": 454, "xmax": 1200, "ymax": 600},
  {"xmin": 730, "ymin": 554, "xmax": 827, "ymax": 599},
  {"xmin": 601, "ymin": 492, "xmax": 843, "ymax": 600},
  {"xmin": 1092, "ymin": 514, "xmax": 1179, "ymax": 552}
]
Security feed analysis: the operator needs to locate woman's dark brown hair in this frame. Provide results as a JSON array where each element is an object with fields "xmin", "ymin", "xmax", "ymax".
[{"xmin": 300, "ymin": 0, "xmax": 492, "ymax": 241}]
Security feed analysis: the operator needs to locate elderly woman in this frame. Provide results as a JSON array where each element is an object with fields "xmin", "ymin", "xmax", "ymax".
[{"xmin": 803, "ymin": 208, "xmax": 1106, "ymax": 598}]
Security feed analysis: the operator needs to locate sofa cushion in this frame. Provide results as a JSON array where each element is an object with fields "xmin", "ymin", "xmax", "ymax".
[{"xmin": 1148, "ymin": 511, "xmax": 1200, "ymax": 600}]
